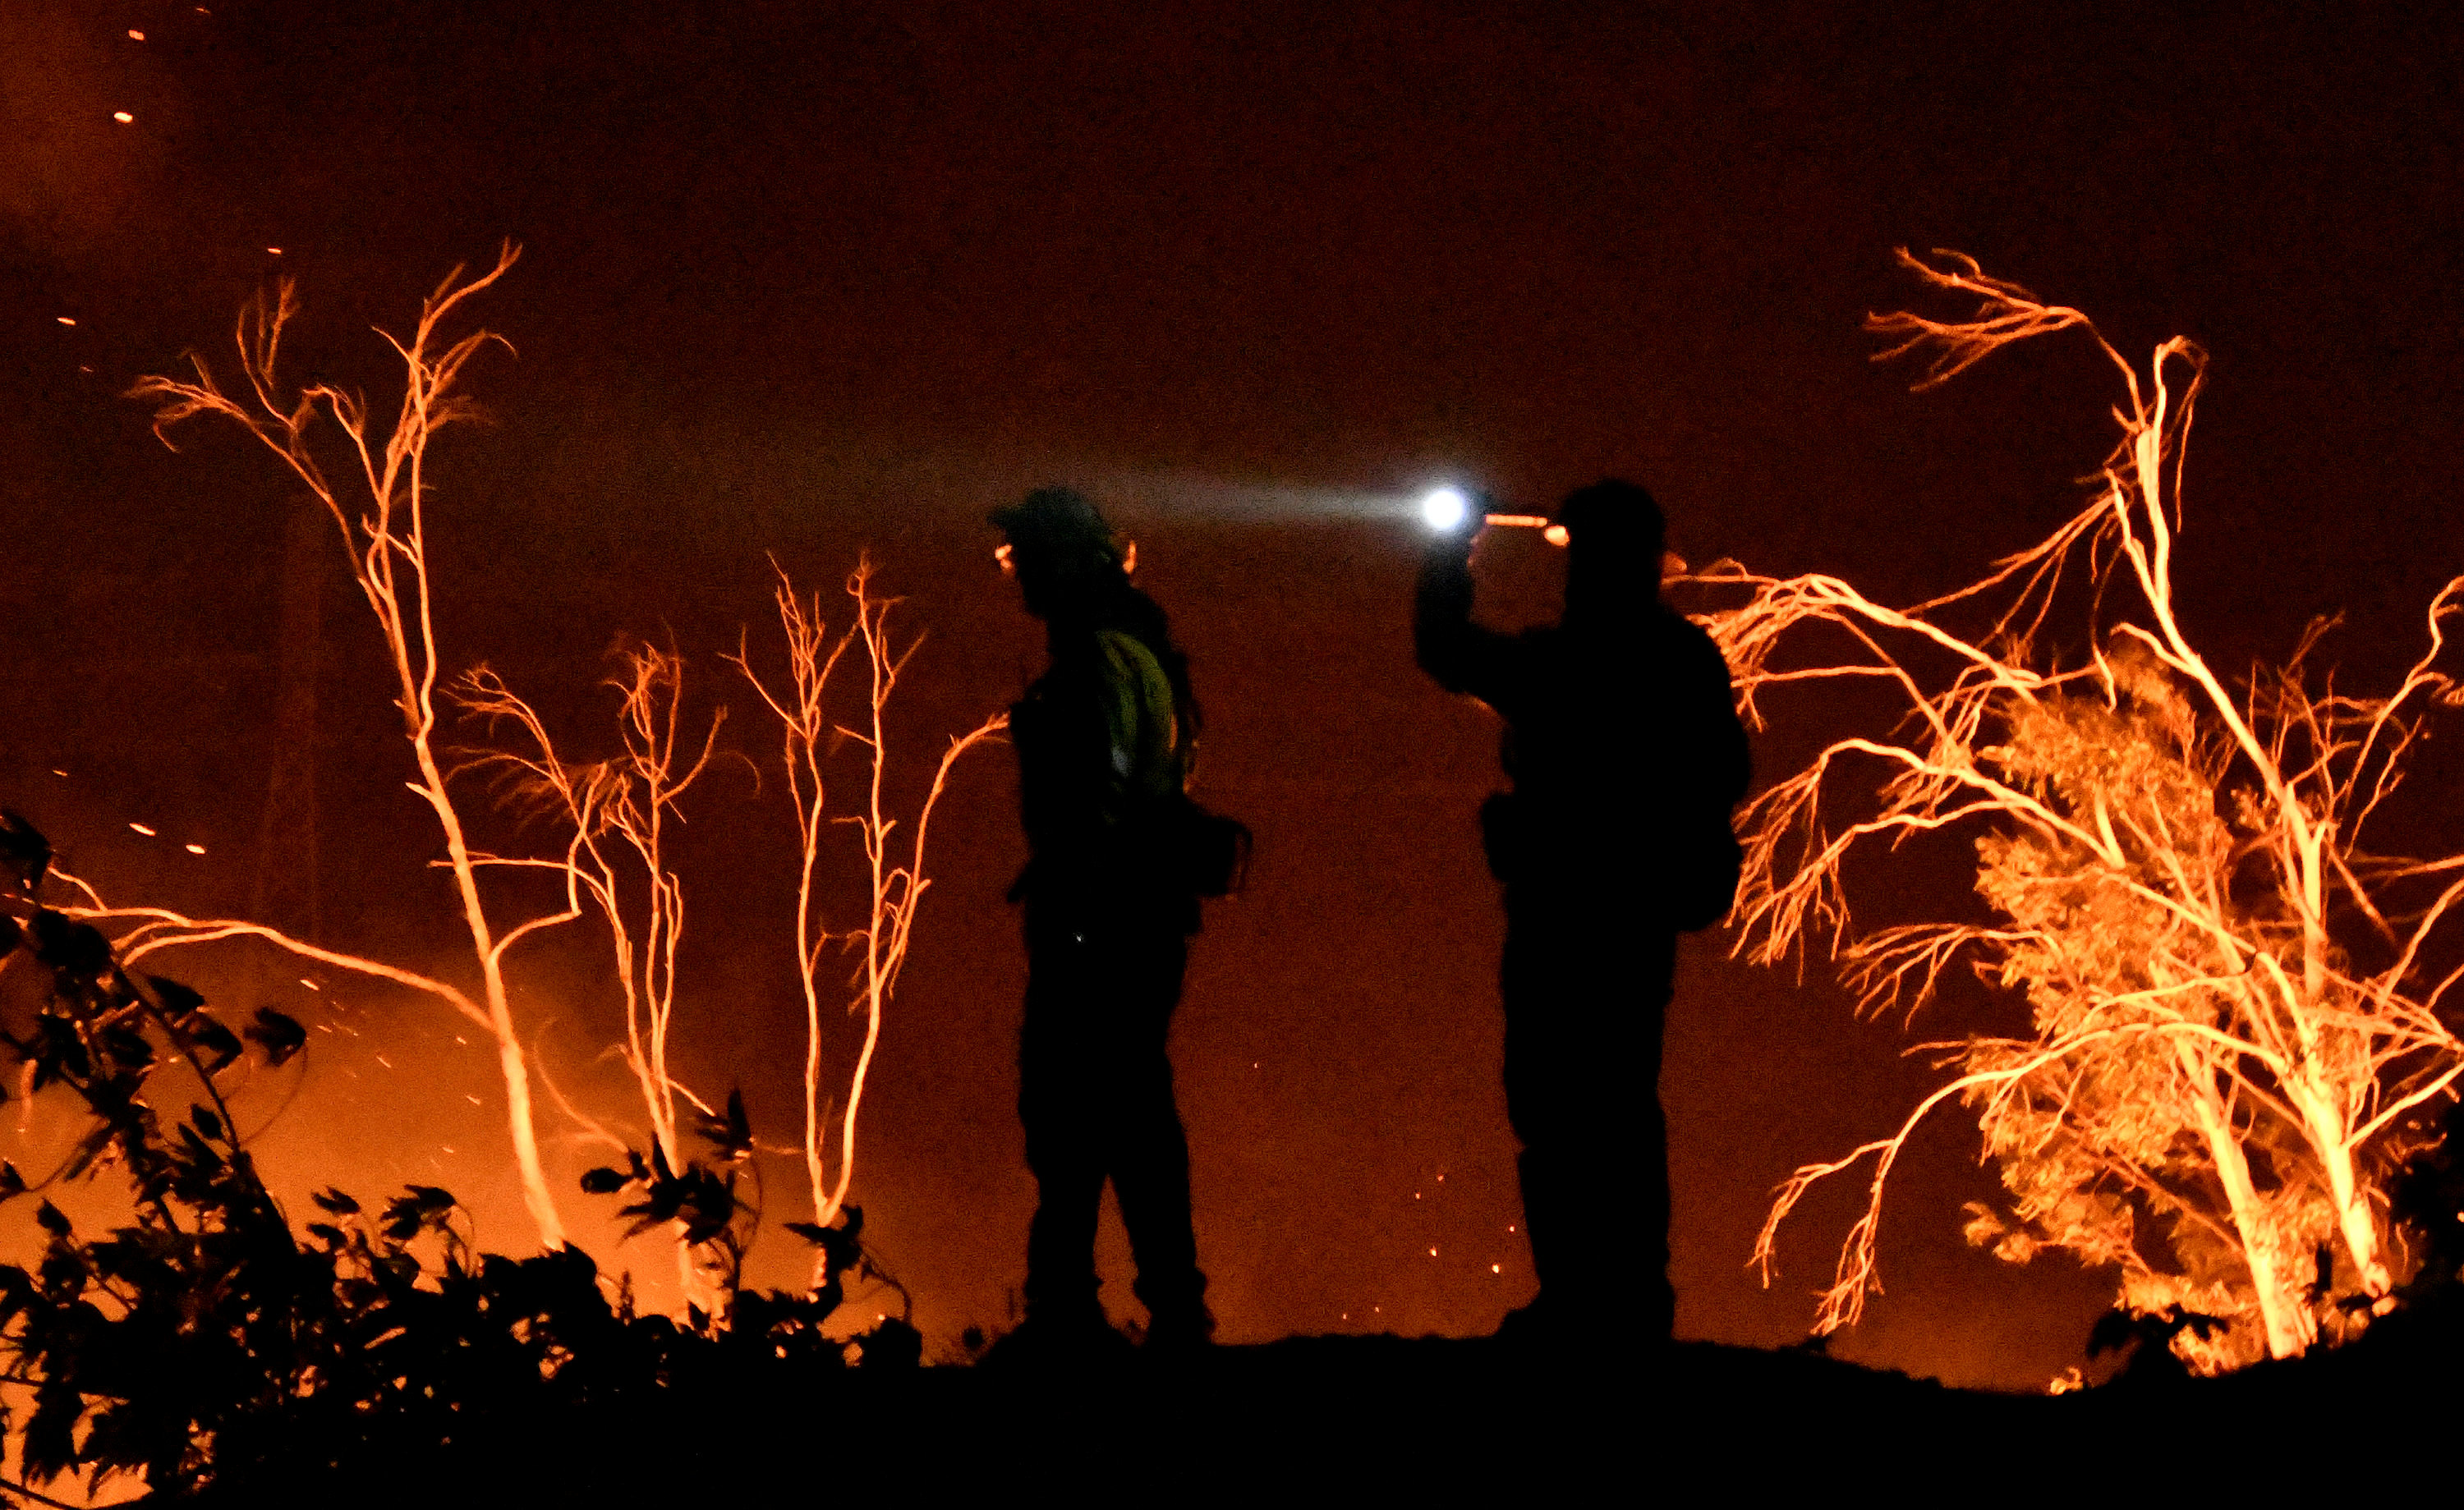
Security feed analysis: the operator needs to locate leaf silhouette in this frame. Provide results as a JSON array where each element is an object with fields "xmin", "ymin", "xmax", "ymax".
[
  {"xmin": 245, "ymin": 1007, "xmax": 308, "ymax": 1068},
  {"xmin": 0, "ymin": 810, "xmax": 53, "ymax": 893},
  {"xmin": 146, "ymin": 976, "xmax": 206, "ymax": 1016}
]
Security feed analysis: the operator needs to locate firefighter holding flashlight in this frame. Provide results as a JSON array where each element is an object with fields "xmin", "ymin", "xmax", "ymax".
[
  {"xmin": 1416, "ymin": 479, "xmax": 1749, "ymax": 1347},
  {"xmin": 990, "ymin": 487, "xmax": 1220, "ymax": 1360}
]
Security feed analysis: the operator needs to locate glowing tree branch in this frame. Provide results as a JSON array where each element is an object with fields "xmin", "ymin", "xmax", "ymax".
[
  {"xmin": 1689, "ymin": 249, "xmax": 2464, "ymax": 1369},
  {"xmin": 733, "ymin": 562, "xmax": 1007, "ymax": 1266},
  {"xmin": 456, "ymin": 645, "xmax": 730, "ymax": 1303},
  {"xmin": 128, "ymin": 246, "xmax": 573, "ymax": 1249}
]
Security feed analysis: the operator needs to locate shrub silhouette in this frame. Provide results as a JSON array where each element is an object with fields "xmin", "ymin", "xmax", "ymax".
[{"xmin": 0, "ymin": 811, "xmax": 911, "ymax": 1502}]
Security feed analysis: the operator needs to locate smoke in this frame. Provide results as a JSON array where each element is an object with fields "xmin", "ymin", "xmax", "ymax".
[{"xmin": 1084, "ymin": 471, "xmax": 1431, "ymax": 527}]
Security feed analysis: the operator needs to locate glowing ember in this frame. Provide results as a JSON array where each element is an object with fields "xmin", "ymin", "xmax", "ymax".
[
  {"xmin": 127, "ymin": 822, "xmax": 155, "ymax": 836},
  {"xmin": 183, "ymin": 843, "xmax": 205, "ymax": 855},
  {"xmin": 113, "ymin": 112, "xmax": 134, "ymax": 123}
]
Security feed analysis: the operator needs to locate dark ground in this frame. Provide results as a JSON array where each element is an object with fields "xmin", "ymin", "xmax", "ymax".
[{"xmin": 172, "ymin": 1314, "xmax": 2464, "ymax": 1505}]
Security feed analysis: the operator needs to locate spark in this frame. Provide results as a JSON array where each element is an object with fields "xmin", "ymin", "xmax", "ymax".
[
  {"xmin": 127, "ymin": 823, "xmax": 155, "ymax": 837},
  {"xmin": 50, "ymin": 770, "xmax": 66, "ymax": 778},
  {"xmin": 1492, "ymin": 1264, "xmax": 1502, "ymax": 1274},
  {"xmin": 55, "ymin": 317, "xmax": 75, "ymax": 327},
  {"xmin": 466, "ymin": 1095, "xmax": 482, "ymax": 1105},
  {"xmin": 1428, "ymin": 1247, "xmax": 1438, "ymax": 1257},
  {"xmin": 126, "ymin": 29, "xmax": 145, "ymax": 39},
  {"xmin": 266, "ymin": 247, "xmax": 282, "ymax": 255},
  {"xmin": 113, "ymin": 112, "xmax": 133, "ymax": 124},
  {"xmin": 375, "ymin": 1056, "xmax": 393, "ymax": 1070},
  {"xmin": 183, "ymin": 843, "xmax": 205, "ymax": 855}
]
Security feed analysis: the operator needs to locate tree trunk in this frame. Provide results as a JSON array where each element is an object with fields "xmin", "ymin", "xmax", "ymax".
[{"xmin": 2184, "ymin": 1062, "xmax": 2310, "ymax": 1357}]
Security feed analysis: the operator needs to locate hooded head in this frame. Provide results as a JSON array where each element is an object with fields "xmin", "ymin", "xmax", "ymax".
[{"xmin": 1556, "ymin": 478, "xmax": 1667, "ymax": 626}]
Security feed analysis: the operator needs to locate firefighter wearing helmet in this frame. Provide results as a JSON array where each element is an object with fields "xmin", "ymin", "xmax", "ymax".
[{"xmin": 989, "ymin": 487, "xmax": 1224, "ymax": 1358}]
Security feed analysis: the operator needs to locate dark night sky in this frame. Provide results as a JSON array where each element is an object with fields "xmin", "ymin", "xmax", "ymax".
[{"xmin": 6, "ymin": 2, "xmax": 2464, "ymax": 1388}]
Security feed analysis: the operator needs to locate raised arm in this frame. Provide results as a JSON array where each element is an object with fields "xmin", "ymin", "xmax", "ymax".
[{"xmin": 1415, "ymin": 535, "xmax": 1518, "ymax": 705}]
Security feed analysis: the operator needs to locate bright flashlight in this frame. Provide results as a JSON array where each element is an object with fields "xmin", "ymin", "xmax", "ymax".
[
  {"xmin": 1419, "ymin": 486, "xmax": 1472, "ymax": 533},
  {"xmin": 1418, "ymin": 485, "xmax": 1567, "ymax": 546}
]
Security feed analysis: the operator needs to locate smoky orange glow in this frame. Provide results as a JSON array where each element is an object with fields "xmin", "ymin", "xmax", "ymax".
[{"xmin": 2, "ymin": 16, "xmax": 2462, "ymax": 1494}]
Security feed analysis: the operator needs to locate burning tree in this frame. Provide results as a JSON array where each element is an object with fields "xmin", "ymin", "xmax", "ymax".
[
  {"xmin": 99, "ymin": 251, "xmax": 1007, "ymax": 1309},
  {"xmin": 1694, "ymin": 250, "xmax": 2464, "ymax": 1368},
  {"xmin": 454, "ymin": 642, "xmax": 729, "ymax": 1301},
  {"xmin": 463, "ymin": 570, "xmax": 1004, "ymax": 1306},
  {"xmin": 733, "ymin": 564, "xmax": 1008, "ymax": 1279},
  {"xmin": 121, "ymin": 245, "xmax": 575, "ymax": 1249}
]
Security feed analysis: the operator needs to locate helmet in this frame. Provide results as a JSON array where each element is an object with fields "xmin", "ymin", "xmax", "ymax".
[{"xmin": 990, "ymin": 487, "xmax": 1125, "ymax": 581}]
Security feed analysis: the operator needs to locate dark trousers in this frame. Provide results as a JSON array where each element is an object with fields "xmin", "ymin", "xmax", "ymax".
[
  {"xmin": 1018, "ymin": 917, "xmax": 1208, "ymax": 1329},
  {"xmin": 1500, "ymin": 885, "xmax": 1676, "ymax": 1339}
]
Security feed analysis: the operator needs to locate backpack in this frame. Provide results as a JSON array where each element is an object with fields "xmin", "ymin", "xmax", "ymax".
[{"xmin": 1097, "ymin": 630, "xmax": 1253, "ymax": 899}]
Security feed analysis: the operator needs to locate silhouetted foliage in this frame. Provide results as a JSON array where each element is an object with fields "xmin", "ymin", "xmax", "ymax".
[
  {"xmin": 572, "ymin": 1085, "xmax": 908, "ymax": 1345},
  {"xmin": 0, "ymin": 815, "xmax": 916, "ymax": 1502},
  {"xmin": 2088, "ymin": 1304, "xmax": 2228, "ymax": 1386},
  {"xmin": 2389, "ymin": 1093, "xmax": 2464, "ymax": 1296}
]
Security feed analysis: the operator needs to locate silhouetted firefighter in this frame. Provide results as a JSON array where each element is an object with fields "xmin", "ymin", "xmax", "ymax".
[
  {"xmin": 991, "ymin": 487, "xmax": 1244, "ymax": 1360},
  {"xmin": 1417, "ymin": 480, "xmax": 1748, "ymax": 1347}
]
